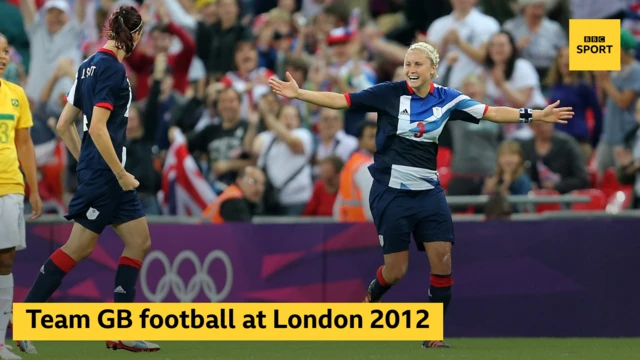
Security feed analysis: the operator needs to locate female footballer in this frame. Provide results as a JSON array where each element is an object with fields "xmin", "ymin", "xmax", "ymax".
[
  {"xmin": 269, "ymin": 42, "xmax": 573, "ymax": 348},
  {"xmin": 0, "ymin": 32, "xmax": 42, "ymax": 360},
  {"xmin": 18, "ymin": 6, "xmax": 160, "ymax": 354}
]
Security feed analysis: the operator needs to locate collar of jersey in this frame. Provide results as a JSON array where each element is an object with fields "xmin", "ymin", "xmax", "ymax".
[
  {"xmin": 98, "ymin": 48, "xmax": 118, "ymax": 59},
  {"xmin": 406, "ymin": 81, "xmax": 434, "ymax": 97}
]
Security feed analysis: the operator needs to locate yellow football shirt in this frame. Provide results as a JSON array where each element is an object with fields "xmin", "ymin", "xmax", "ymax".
[{"xmin": 0, "ymin": 78, "xmax": 33, "ymax": 197}]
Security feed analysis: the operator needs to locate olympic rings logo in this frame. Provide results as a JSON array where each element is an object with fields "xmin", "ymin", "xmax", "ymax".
[{"xmin": 140, "ymin": 250, "xmax": 233, "ymax": 303}]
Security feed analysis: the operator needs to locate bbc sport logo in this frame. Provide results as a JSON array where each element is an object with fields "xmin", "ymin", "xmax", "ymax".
[
  {"xmin": 577, "ymin": 36, "xmax": 613, "ymax": 54},
  {"xmin": 569, "ymin": 19, "xmax": 621, "ymax": 71}
]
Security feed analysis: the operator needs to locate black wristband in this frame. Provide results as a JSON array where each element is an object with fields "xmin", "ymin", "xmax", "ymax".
[{"xmin": 519, "ymin": 108, "xmax": 533, "ymax": 123}]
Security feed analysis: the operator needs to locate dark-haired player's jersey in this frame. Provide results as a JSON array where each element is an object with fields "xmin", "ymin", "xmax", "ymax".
[
  {"xmin": 63, "ymin": 48, "xmax": 143, "ymax": 235},
  {"xmin": 344, "ymin": 81, "xmax": 487, "ymax": 191},
  {"xmin": 66, "ymin": 48, "xmax": 132, "ymax": 171}
]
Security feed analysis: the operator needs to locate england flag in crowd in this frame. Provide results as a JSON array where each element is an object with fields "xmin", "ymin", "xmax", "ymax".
[{"xmin": 158, "ymin": 129, "xmax": 216, "ymax": 216}]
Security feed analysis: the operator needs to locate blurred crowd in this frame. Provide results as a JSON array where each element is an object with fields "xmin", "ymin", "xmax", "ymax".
[{"xmin": 4, "ymin": 0, "xmax": 640, "ymax": 221}]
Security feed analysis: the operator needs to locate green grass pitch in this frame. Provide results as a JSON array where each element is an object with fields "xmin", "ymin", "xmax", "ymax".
[{"xmin": 9, "ymin": 338, "xmax": 640, "ymax": 359}]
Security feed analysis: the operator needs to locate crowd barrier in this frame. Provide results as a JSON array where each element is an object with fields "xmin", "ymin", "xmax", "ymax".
[{"xmin": 16, "ymin": 217, "xmax": 640, "ymax": 337}]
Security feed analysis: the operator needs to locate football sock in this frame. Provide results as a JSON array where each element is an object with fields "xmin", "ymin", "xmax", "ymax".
[
  {"xmin": 0, "ymin": 274, "xmax": 13, "ymax": 346},
  {"xmin": 114, "ymin": 257, "xmax": 142, "ymax": 302},
  {"xmin": 367, "ymin": 266, "xmax": 392, "ymax": 302},
  {"xmin": 429, "ymin": 274, "xmax": 453, "ymax": 317},
  {"xmin": 24, "ymin": 249, "xmax": 76, "ymax": 302}
]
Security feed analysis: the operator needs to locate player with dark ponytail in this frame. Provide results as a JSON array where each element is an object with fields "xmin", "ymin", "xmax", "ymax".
[
  {"xmin": 107, "ymin": 5, "xmax": 143, "ymax": 55},
  {"xmin": 18, "ymin": 5, "xmax": 161, "ymax": 354}
]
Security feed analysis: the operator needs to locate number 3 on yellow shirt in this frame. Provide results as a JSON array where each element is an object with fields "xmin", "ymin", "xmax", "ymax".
[{"xmin": 0, "ymin": 114, "xmax": 14, "ymax": 143}]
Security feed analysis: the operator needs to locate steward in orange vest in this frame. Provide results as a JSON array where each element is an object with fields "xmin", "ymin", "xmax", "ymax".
[
  {"xmin": 202, "ymin": 166, "xmax": 266, "ymax": 223},
  {"xmin": 334, "ymin": 121, "xmax": 377, "ymax": 222},
  {"xmin": 336, "ymin": 151, "xmax": 373, "ymax": 221}
]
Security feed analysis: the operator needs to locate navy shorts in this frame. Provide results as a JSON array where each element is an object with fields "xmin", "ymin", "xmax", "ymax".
[
  {"xmin": 65, "ymin": 169, "xmax": 145, "ymax": 234},
  {"xmin": 369, "ymin": 180, "xmax": 454, "ymax": 254}
]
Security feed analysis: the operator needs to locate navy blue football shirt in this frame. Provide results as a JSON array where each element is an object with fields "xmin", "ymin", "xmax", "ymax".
[
  {"xmin": 345, "ymin": 81, "xmax": 488, "ymax": 191},
  {"xmin": 66, "ymin": 48, "xmax": 132, "ymax": 172}
]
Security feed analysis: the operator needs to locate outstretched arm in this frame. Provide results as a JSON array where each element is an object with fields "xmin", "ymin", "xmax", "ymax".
[
  {"xmin": 269, "ymin": 72, "xmax": 348, "ymax": 110},
  {"xmin": 483, "ymin": 101, "xmax": 573, "ymax": 125},
  {"xmin": 297, "ymin": 89, "xmax": 349, "ymax": 110}
]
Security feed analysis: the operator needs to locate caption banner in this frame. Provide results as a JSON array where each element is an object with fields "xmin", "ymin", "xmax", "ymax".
[{"xmin": 13, "ymin": 303, "xmax": 443, "ymax": 341}]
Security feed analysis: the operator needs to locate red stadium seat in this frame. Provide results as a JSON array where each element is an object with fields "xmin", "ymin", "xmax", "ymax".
[
  {"xmin": 600, "ymin": 168, "xmax": 622, "ymax": 198},
  {"xmin": 588, "ymin": 169, "xmax": 599, "ymax": 189},
  {"xmin": 437, "ymin": 147, "xmax": 452, "ymax": 169},
  {"xmin": 570, "ymin": 189, "xmax": 607, "ymax": 211},
  {"xmin": 529, "ymin": 189, "xmax": 562, "ymax": 213},
  {"xmin": 438, "ymin": 167, "xmax": 451, "ymax": 193}
]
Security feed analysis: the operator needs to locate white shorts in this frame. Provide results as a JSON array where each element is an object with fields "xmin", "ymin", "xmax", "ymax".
[{"xmin": 0, "ymin": 194, "xmax": 26, "ymax": 251}]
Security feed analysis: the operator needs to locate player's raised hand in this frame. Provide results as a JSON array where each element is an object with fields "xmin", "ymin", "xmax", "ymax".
[
  {"xmin": 28, "ymin": 192, "xmax": 43, "ymax": 220},
  {"xmin": 538, "ymin": 100, "xmax": 574, "ymax": 124},
  {"xmin": 116, "ymin": 170, "xmax": 140, "ymax": 191},
  {"xmin": 269, "ymin": 72, "xmax": 299, "ymax": 99}
]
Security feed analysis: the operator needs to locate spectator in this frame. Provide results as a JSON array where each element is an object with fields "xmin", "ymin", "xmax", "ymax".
[
  {"xmin": 297, "ymin": 57, "xmax": 331, "ymax": 126},
  {"xmin": 570, "ymin": 0, "xmax": 629, "ymax": 20},
  {"xmin": 196, "ymin": 0, "xmax": 253, "ymax": 80},
  {"xmin": 126, "ymin": 1, "xmax": 196, "ymax": 100},
  {"xmin": 162, "ymin": 0, "xmax": 199, "ymax": 31},
  {"xmin": 333, "ymin": 120, "xmax": 376, "ymax": 222},
  {"xmin": 124, "ymin": 103, "xmax": 162, "ymax": 215},
  {"xmin": 520, "ymin": 121, "xmax": 588, "ymax": 194},
  {"xmin": 301, "ymin": 0, "xmax": 327, "ymax": 20},
  {"xmin": 325, "ymin": 27, "xmax": 377, "ymax": 135},
  {"xmin": 385, "ymin": 0, "xmax": 451, "ymax": 46},
  {"xmin": 303, "ymin": 155, "xmax": 343, "ymax": 217},
  {"xmin": 425, "ymin": 0, "xmax": 500, "ymax": 90},
  {"xmin": 220, "ymin": 40, "xmax": 276, "ymax": 120},
  {"xmin": 254, "ymin": 103, "xmax": 314, "ymax": 216},
  {"xmin": 483, "ymin": 140, "xmax": 532, "ymax": 196},
  {"xmin": 283, "ymin": 56, "xmax": 311, "ymax": 125},
  {"xmin": 478, "ymin": 0, "xmax": 518, "ymax": 24},
  {"xmin": 174, "ymin": 81, "xmax": 223, "ymax": 134},
  {"xmin": 242, "ymin": 92, "xmax": 282, "ymax": 143},
  {"xmin": 0, "ymin": 0, "xmax": 30, "ymax": 72},
  {"xmin": 179, "ymin": 87, "xmax": 254, "ymax": 186},
  {"xmin": 144, "ymin": 55, "xmax": 187, "ymax": 152},
  {"xmin": 615, "ymin": 98, "xmax": 640, "ymax": 209},
  {"xmin": 202, "ymin": 166, "xmax": 266, "ymax": 222},
  {"xmin": 481, "ymin": 0, "xmax": 571, "ymax": 32},
  {"xmin": 313, "ymin": 108, "xmax": 358, "ymax": 176},
  {"xmin": 80, "ymin": 6, "xmax": 108, "ymax": 57},
  {"xmin": 253, "ymin": 0, "xmax": 297, "ymax": 17},
  {"xmin": 255, "ymin": 7, "xmax": 294, "ymax": 73},
  {"xmin": 482, "ymin": 30, "xmax": 547, "ymax": 140},
  {"xmin": 448, "ymin": 74, "xmax": 502, "ymax": 197},
  {"xmin": 195, "ymin": 0, "xmax": 218, "ymax": 26},
  {"xmin": 595, "ymin": 29, "xmax": 640, "ymax": 176},
  {"xmin": 18, "ymin": 0, "xmax": 85, "ymax": 102},
  {"xmin": 544, "ymin": 47, "xmax": 602, "ymax": 164},
  {"xmin": 301, "ymin": 6, "xmax": 342, "ymax": 56},
  {"xmin": 38, "ymin": 58, "xmax": 75, "ymax": 119},
  {"xmin": 503, "ymin": 0, "xmax": 567, "ymax": 80}
]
